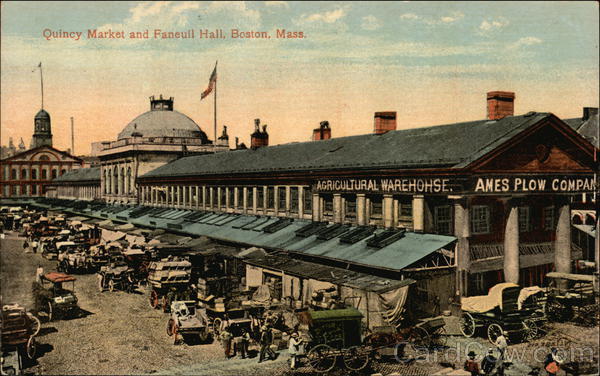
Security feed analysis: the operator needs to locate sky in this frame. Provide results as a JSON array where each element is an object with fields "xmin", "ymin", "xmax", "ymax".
[{"xmin": 1, "ymin": 1, "xmax": 598, "ymax": 155}]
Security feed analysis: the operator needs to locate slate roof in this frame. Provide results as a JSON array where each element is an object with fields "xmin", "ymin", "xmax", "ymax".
[
  {"xmin": 564, "ymin": 113, "xmax": 599, "ymax": 148},
  {"xmin": 52, "ymin": 167, "xmax": 100, "ymax": 183},
  {"xmin": 142, "ymin": 112, "xmax": 551, "ymax": 178}
]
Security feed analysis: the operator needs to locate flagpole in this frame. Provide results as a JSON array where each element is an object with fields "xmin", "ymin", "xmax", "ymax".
[
  {"xmin": 214, "ymin": 64, "xmax": 217, "ymax": 154},
  {"xmin": 39, "ymin": 63, "xmax": 44, "ymax": 110}
]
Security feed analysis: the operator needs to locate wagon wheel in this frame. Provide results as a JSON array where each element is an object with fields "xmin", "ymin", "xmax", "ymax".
[
  {"xmin": 431, "ymin": 326, "xmax": 447, "ymax": 347},
  {"xmin": 307, "ymin": 344, "xmax": 337, "ymax": 373},
  {"xmin": 198, "ymin": 328, "xmax": 209, "ymax": 343},
  {"xmin": 459, "ymin": 312, "xmax": 476, "ymax": 338},
  {"xmin": 26, "ymin": 336, "xmax": 37, "ymax": 360},
  {"xmin": 167, "ymin": 318, "xmax": 175, "ymax": 336},
  {"xmin": 343, "ymin": 345, "xmax": 370, "ymax": 371},
  {"xmin": 47, "ymin": 302, "xmax": 54, "ymax": 322},
  {"xmin": 149, "ymin": 290, "xmax": 159, "ymax": 309},
  {"xmin": 97, "ymin": 274, "xmax": 105, "ymax": 292},
  {"xmin": 28, "ymin": 314, "xmax": 41, "ymax": 337},
  {"xmin": 409, "ymin": 326, "xmax": 430, "ymax": 350},
  {"xmin": 523, "ymin": 319, "xmax": 538, "ymax": 341},
  {"xmin": 212, "ymin": 318, "xmax": 222, "ymax": 337},
  {"xmin": 162, "ymin": 295, "xmax": 170, "ymax": 313},
  {"xmin": 487, "ymin": 323, "xmax": 503, "ymax": 344}
]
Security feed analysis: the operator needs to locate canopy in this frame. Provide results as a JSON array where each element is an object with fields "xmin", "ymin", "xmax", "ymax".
[
  {"xmin": 461, "ymin": 282, "xmax": 519, "ymax": 313},
  {"xmin": 44, "ymin": 272, "xmax": 76, "ymax": 283},
  {"xmin": 545, "ymin": 272, "xmax": 594, "ymax": 282}
]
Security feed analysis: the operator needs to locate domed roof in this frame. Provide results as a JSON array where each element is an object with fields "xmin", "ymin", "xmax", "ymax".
[
  {"xmin": 35, "ymin": 109, "xmax": 50, "ymax": 120},
  {"xmin": 117, "ymin": 110, "xmax": 208, "ymax": 141}
]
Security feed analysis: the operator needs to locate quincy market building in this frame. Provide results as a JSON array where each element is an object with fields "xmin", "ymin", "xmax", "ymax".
[{"xmin": 45, "ymin": 92, "xmax": 598, "ymax": 318}]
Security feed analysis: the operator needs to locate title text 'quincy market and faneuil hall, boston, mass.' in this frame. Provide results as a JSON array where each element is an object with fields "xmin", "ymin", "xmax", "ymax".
[{"xmin": 1, "ymin": 89, "xmax": 598, "ymax": 320}]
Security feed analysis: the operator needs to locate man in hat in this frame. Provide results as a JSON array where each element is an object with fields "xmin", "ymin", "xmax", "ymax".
[
  {"xmin": 464, "ymin": 351, "xmax": 480, "ymax": 376},
  {"xmin": 494, "ymin": 331, "xmax": 508, "ymax": 362},
  {"xmin": 481, "ymin": 348, "xmax": 497, "ymax": 375},
  {"xmin": 258, "ymin": 324, "xmax": 276, "ymax": 363},
  {"xmin": 220, "ymin": 325, "xmax": 233, "ymax": 358}
]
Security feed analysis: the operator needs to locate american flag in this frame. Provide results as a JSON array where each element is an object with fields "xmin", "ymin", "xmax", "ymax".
[{"xmin": 201, "ymin": 63, "xmax": 217, "ymax": 100}]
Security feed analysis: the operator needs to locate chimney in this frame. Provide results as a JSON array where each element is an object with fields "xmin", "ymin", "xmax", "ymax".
[
  {"xmin": 583, "ymin": 107, "xmax": 598, "ymax": 121},
  {"xmin": 374, "ymin": 112, "xmax": 397, "ymax": 134},
  {"xmin": 312, "ymin": 121, "xmax": 332, "ymax": 141},
  {"xmin": 487, "ymin": 91, "xmax": 515, "ymax": 120},
  {"xmin": 251, "ymin": 119, "xmax": 269, "ymax": 149}
]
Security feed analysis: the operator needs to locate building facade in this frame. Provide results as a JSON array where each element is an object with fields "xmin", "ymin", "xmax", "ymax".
[
  {"xmin": 137, "ymin": 93, "xmax": 598, "ymax": 297},
  {"xmin": 96, "ymin": 95, "xmax": 229, "ymax": 205}
]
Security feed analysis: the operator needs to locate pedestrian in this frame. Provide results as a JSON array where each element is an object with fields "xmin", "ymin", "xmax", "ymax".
[
  {"xmin": 35, "ymin": 265, "xmax": 44, "ymax": 284},
  {"xmin": 236, "ymin": 328, "xmax": 251, "ymax": 359},
  {"xmin": 481, "ymin": 348, "xmax": 497, "ymax": 375},
  {"xmin": 288, "ymin": 331, "xmax": 304, "ymax": 370},
  {"xmin": 220, "ymin": 326, "xmax": 233, "ymax": 358},
  {"xmin": 31, "ymin": 238, "xmax": 38, "ymax": 254},
  {"xmin": 494, "ymin": 331, "xmax": 508, "ymax": 360},
  {"xmin": 464, "ymin": 351, "xmax": 480, "ymax": 376},
  {"xmin": 23, "ymin": 239, "xmax": 29, "ymax": 253},
  {"xmin": 258, "ymin": 324, "xmax": 276, "ymax": 363},
  {"xmin": 544, "ymin": 347, "xmax": 562, "ymax": 376}
]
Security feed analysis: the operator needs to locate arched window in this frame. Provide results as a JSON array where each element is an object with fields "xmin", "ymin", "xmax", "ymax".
[
  {"xmin": 41, "ymin": 169, "xmax": 47, "ymax": 180},
  {"xmin": 113, "ymin": 168, "xmax": 118, "ymax": 195},
  {"xmin": 21, "ymin": 169, "xmax": 28, "ymax": 180},
  {"xmin": 32, "ymin": 169, "xmax": 38, "ymax": 180},
  {"xmin": 120, "ymin": 167, "xmax": 125, "ymax": 196},
  {"xmin": 61, "ymin": 169, "xmax": 66, "ymax": 175},
  {"xmin": 11, "ymin": 169, "xmax": 17, "ymax": 180},
  {"xmin": 39, "ymin": 155, "xmax": 50, "ymax": 161},
  {"xmin": 51, "ymin": 169, "xmax": 58, "ymax": 179},
  {"xmin": 32, "ymin": 185, "xmax": 38, "ymax": 195}
]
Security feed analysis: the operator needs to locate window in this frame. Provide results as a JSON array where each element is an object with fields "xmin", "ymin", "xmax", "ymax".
[
  {"xmin": 435, "ymin": 205, "xmax": 453, "ymax": 235},
  {"xmin": 543, "ymin": 206, "xmax": 555, "ymax": 230},
  {"xmin": 11, "ymin": 169, "xmax": 17, "ymax": 180},
  {"xmin": 368, "ymin": 195, "xmax": 382, "ymax": 224},
  {"xmin": 278, "ymin": 187, "xmax": 286, "ymax": 212},
  {"xmin": 247, "ymin": 187, "xmax": 254, "ymax": 209},
  {"xmin": 303, "ymin": 187, "xmax": 312, "ymax": 214},
  {"xmin": 471, "ymin": 205, "xmax": 490, "ymax": 234},
  {"xmin": 256, "ymin": 187, "xmax": 264, "ymax": 209},
  {"xmin": 32, "ymin": 169, "xmax": 37, "ymax": 180},
  {"xmin": 228, "ymin": 187, "xmax": 234, "ymax": 208},
  {"xmin": 31, "ymin": 185, "xmax": 37, "ymax": 195},
  {"xmin": 398, "ymin": 197, "xmax": 413, "ymax": 217},
  {"xmin": 61, "ymin": 169, "xmax": 66, "ymax": 175},
  {"xmin": 21, "ymin": 169, "xmax": 27, "ymax": 180},
  {"xmin": 290, "ymin": 187, "xmax": 299, "ymax": 213},
  {"xmin": 219, "ymin": 187, "xmax": 226, "ymax": 209},
  {"xmin": 12, "ymin": 186, "xmax": 18, "ymax": 195},
  {"xmin": 236, "ymin": 188, "xmax": 243, "ymax": 209},
  {"xmin": 343, "ymin": 194, "xmax": 356, "ymax": 222},
  {"xmin": 518, "ymin": 206, "xmax": 531, "ymax": 232},
  {"xmin": 51, "ymin": 169, "xmax": 57, "ymax": 179},
  {"xmin": 322, "ymin": 194, "xmax": 334, "ymax": 219},
  {"xmin": 41, "ymin": 169, "xmax": 47, "ymax": 180},
  {"xmin": 267, "ymin": 187, "xmax": 274, "ymax": 209}
]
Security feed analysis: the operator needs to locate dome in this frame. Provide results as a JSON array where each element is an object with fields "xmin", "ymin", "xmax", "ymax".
[
  {"xmin": 35, "ymin": 109, "xmax": 50, "ymax": 120},
  {"xmin": 117, "ymin": 110, "xmax": 208, "ymax": 141}
]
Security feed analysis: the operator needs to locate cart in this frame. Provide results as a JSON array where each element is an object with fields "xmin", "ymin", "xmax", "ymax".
[
  {"xmin": 1, "ymin": 303, "xmax": 41, "ymax": 365},
  {"xmin": 544, "ymin": 272, "xmax": 599, "ymax": 327},
  {"xmin": 97, "ymin": 258, "xmax": 137, "ymax": 293},
  {"xmin": 298, "ymin": 308, "xmax": 371, "ymax": 373},
  {"xmin": 167, "ymin": 301, "xmax": 212, "ymax": 345},
  {"xmin": 32, "ymin": 272, "xmax": 79, "ymax": 321},
  {"xmin": 147, "ymin": 257, "xmax": 193, "ymax": 312},
  {"xmin": 459, "ymin": 283, "xmax": 545, "ymax": 343}
]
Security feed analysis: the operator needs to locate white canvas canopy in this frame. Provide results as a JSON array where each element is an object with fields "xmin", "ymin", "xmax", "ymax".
[{"xmin": 461, "ymin": 282, "xmax": 519, "ymax": 313}]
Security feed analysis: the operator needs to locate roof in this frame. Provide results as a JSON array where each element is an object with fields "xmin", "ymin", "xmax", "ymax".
[
  {"xmin": 564, "ymin": 110, "xmax": 599, "ymax": 148},
  {"xmin": 35, "ymin": 109, "xmax": 50, "ymax": 120},
  {"xmin": 244, "ymin": 252, "xmax": 415, "ymax": 293},
  {"xmin": 92, "ymin": 207, "xmax": 456, "ymax": 272},
  {"xmin": 142, "ymin": 112, "xmax": 551, "ymax": 178},
  {"xmin": 117, "ymin": 110, "xmax": 208, "ymax": 140},
  {"xmin": 52, "ymin": 167, "xmax": 100, "ymax": 183},
  {"xmin": 44, "ymin": 272, "xmax": 76, "ymax": 283},
  {"xmin": 308, "ymin": 308, "xmax": 363, "ymax": 322}
]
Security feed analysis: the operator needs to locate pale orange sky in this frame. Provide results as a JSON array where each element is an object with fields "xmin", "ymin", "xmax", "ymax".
[{"xmin": 1, "ymin": 1, "xmax": 598, "ymax": 155}]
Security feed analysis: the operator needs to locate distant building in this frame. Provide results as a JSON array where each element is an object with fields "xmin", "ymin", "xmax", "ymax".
[
  {"xmin": 1, "ymin": 106, "xmax": 83, "ymax": 198},
  {"xmin": 95, "ymin": 95, "xmax": 229, "ymax": 204}
]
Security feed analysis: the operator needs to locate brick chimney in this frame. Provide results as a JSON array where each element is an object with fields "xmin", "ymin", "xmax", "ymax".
[
  {"xmin": 487, "ymin": 91, "xmax": 515, "ymax": 120},
  {"xmin": 374, "ymin": 112, "xmax": 397, "ymax": 134},
  {"xmin": 250, "ymin": 119, "xmax": 269, "ymax": 149},
  {"xmin": 312, "ymin": 121, "xmax": 332, "ymax": 141}
]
